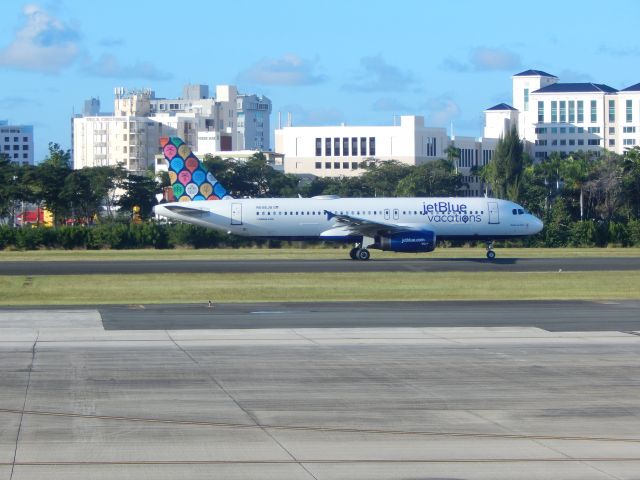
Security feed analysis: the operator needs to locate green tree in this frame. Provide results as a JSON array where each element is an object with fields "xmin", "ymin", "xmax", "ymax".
[
  {"xmin": 117, "ymin": 174, "xmax": 158, "ymax": 219},
  {"xmin": 484, "ymin": 125, "xmax": 526, "ymax": 201},
  {"xmin": 395, "ymin": 159, "xmax": 462, "ymax": 197},
  {"xmin": 444, "ymin": 145, "xmax": 461, "ymax": 173},
  {"xmin": 560, "ymin": 151, "xmax": 595, "ymax": 221},
  {"xmin": 36, "ymin": 143, "xmax": 72, "ymax": 225},
  {"xmin": 622, "ymin": 146, "xmax": 640, "ymax": 219}
]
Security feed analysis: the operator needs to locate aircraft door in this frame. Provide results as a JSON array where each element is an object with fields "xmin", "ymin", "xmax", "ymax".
[
  {"xmin": 393, "ymin": 208, "xmax": 400, "ymax": 220},
  {"xmin": 231, "ymin": 203, "xmax": 243, "ymax": 225},
  {"xmin": 488, "ymin": 201, "xmax": 499, "ymax": 224},
  {"xmin": 384, "ymin": 208, "xmax": 390, "ymax": 220}
]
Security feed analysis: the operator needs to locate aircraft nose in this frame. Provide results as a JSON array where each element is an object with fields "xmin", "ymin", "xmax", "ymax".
[{"xmin": 531, "ymin": 216, "xmax": 544, "ymax": 234}]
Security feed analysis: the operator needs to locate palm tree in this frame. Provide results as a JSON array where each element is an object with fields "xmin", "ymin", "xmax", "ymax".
[
  {"xmin": 445, "ymin": 145, "xmax": 460, "ymax": 173},
  {"xmin": 561, "ymin": 151, "xmax": 594, "ymax": 221},
  {"xmin": 622, "ymin": 146, "xmax": 640, "ymax": 218}
]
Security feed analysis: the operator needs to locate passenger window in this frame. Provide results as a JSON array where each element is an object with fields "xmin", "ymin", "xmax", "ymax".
[{"xmin": 518, "ymin": 209, "xmax": 524, "ymax": 215}]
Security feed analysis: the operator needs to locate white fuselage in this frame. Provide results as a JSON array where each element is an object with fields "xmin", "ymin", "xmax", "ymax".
[{"xmin": 154, "ymin": 196, "xmax": 543, "ymax": 241}]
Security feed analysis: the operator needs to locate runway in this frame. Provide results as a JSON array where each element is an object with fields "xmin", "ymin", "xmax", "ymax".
[
  {"xmin": 2, "ymin": 256, "xmax": 640, "ymax": 275},
  {"xmin": 95, "ymin": 300, "xmax": 640, "ymax": 332}
]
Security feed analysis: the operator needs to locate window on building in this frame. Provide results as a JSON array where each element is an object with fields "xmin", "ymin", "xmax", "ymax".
[
  {"xmin": 624, "ymin": 126, "xmax": 636, "ymax": 133},
  {"xmin": 588, "ymin": 139, "xmax": 601, "ymax": 146},
  {"xmin": 609, "ymin": 99, "xmax": 616, "ymax": 122},
  {"xmin": 22, "ymin": 153, "xmax": 28, "ymax": 159},
  {"xmin": 535, "ymin": 127, "xmax": 547, "ymax": 134},
  {"xmin": 568, "ymin": 101, "xmax": 575, "ymax": 123},
  {"xmin": 577, "ymin": 101, "xmax": 584, "ymax": 123},
  {"xmin": 22, "ymin": 137, "xmax": 28, "ymax": 142},
  {"xmin": 560, "ymin": 139, "xmax": 566, "ymax": 146},
  {"xmin": 3, "ymin": 145, "xmax": 9, "ymax": 151},
  {"xmin": 351, "ymin": 162, "xmax": 358, "ymax": 169},
  {"xmin": 609, "ymin": 139, "xmax": 616, "ymax": 146},
  {"xmin": 13, "ymin": 137, "xmax": 18, "ymax": 142},
  {"xmin": 577, "ymin": 127, "xmax": 585, "ymax": 133},
  {"xmin": 360, "ymin": 137, "xmax": 367, "ymax": 156},
  {"xmin": 560, "ymin": 127, "xmax": 566, "ymax": 134},
  {"xmin": 342, "ymin": 138, "xmax": 349, "ymax": 156},
  {"xmin": 591, "ymin": 100, "xmax": 597, "ymax": 123},
  {"xmin": 624, "ymin": 138, "xmax": 636, "ymax": 146},
  {"xmin": 342, "ymin": 162, "xmax": 349, "ymax": 168},
  {"xmin": 627, "ymin": 99, "xmax": 633, "ymax": 123},
  {"xmin": 325, "ymin": 138, "xmax": 331, "ymax": 156},
  {"xmin": 551, "ymin": 127, "xmax": 558, "ymax": 134},
  {"xmin": 325, "ymin": 161, "xmax": 331, "ymax": 168},
  {"xmin": 334, "ymin": 138, "xmax": 340, "ymax": 156},
  {"xmin": 537, "ymin": 101, "xmax": 544, "ymax": 122},
  {"xmin": 333, "ymin": 161, "xmax": 340, "ymax": 169},
  {"xmin": 578, "ymin": 139, "xmax": 584, "ymax": 145},
  {"xmin": 551, "ymin": 101, "xmax": 558, "ymax": 122},
  {"xmin": 315, "ymin": 161, "xmax": 322, "ymax": 169},
  {"xmin": 13, "ymin": 145, "xmax": 18, "ymax": 150},
  {"xmin": 524, "ymin": 88, "xmax": 529, "ymax": 111},
  {"xmin": 369, "ymin": 137, "xmax": 376, "ymax": 156},
  {"xmin": 559, "ymin": 101, "xmax": 566, "ymax": 122},
  {"xmin": 351, "ymin": 137, "xmax": 358, "ymax": 156},
  {"xmin": 569, "ymin": 127, "xmax": 575, "ymax": 133},
  {"xmin": 315, "ymin": 138, "xmax": 321, "ymax": 156},
  {"xmin": 588, "ymin": 127, "xmax": 601, "ymax": 134},
  {"xmin": 569, "ymin": 139, "xmax": 575, "ymax": 146},
  {"xmin": 22, "ymin": 145, "xmax": 28, "ymax": 150},
  {"xmin": 552, "ymin": 140, "xmax": 558, "ymax": 145}
]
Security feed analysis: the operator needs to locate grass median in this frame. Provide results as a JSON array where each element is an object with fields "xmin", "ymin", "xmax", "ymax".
[{"xmin": 1, "ymin": 271, "xmax": 638, "ymax": 305}]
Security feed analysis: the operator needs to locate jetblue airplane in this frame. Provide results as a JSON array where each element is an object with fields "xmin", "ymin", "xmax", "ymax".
[{"xmin": 154, "ymin": 137, "xmax": 543, "ymax": 260}]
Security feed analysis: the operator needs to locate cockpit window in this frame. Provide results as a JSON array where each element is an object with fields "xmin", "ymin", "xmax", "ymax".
[
  {"xmin": 512, "ymin": 209, "xmax": 517, "ymax": 215},
  {"xmin": 518, "ymin": 208, "xmax": 524, "ymax": 215}
]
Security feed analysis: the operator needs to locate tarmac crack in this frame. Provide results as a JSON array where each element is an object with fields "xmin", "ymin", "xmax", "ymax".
[
  {"xmin": 165, "ymin": 331, "xmax": 319, "ymax": 480},
  {"xmin": 9, "ymin": 331, "xmax": 38, "ymax": 480}
]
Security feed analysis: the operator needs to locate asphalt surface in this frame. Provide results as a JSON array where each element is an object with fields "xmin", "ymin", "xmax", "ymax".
[
  {"xmin": 62, "ymin": 300, "xmax": 640, "ymax": 332},
  {"xmin": 3, "ymin": 309, "xmax": 640, "ymax": 479},
  {"xmin": 2, "ymin": 256, "xmax": 640, "ymax": 275}
]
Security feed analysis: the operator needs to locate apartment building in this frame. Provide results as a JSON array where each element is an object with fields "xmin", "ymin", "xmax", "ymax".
[
  {"xmin": 0, "ymin": 120, "xmax": 34, "ymax": 166},
  {"xmin": 486, "ymin": 69, "xmax": 640, "ymax": 158}
]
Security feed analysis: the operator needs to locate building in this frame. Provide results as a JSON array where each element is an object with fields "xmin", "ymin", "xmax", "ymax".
[
  {"xmin": 274, "ymin": 115, "xmax": 492, "ymax": 196},
  {"xmin": 485, "ymin": 69, "xmax": 640, "ymax": 158},
  {"xmin": 72, "ymin": 85, "xmax": 272, "ymax": 172},
  {"xmin": 0, "ymin": 120, "xmax": 34, "ymax": 166}
]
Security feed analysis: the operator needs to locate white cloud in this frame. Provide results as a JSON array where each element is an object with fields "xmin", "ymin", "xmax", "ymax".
[
  {"xmin": 442, "ymin": 47, "xmax": 521, "ymax": 73},
  {"xmin": 372, "ymin": 97, "xmax": 410, "ymax": 112},
  {"xmin": 344, "ymin": 54, "xmax": 417, "ymax": 92},
  {"xmin": 425, "ymin": 97, "xmax": 460, "ymax": 127},
  {"xmin": 0, "ymin": 4, "xmax": 80, "ymax": 74},
  {"xmin": 238, "ymin": 54, "xmax": 326, "ymax": 86},
  {"xmin": 83, "ymin": 54, "xmax": 170, "ymax": 80}
]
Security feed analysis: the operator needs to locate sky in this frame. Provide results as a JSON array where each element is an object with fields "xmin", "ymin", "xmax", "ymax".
[{"xmin": 1, "ymin": 0, "xmax": 639, "ymax": 162}]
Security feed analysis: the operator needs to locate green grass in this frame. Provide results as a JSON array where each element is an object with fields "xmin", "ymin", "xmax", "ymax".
[
  {"xmin": 1, "ymin": 247, "xmax": 640, "ymax": 261},
  {"xmin": 1, "ymin": 271, "xmax": 639, "ymax": 305}
]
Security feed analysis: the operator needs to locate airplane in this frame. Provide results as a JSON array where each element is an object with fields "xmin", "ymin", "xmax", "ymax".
[{"xmin": 153, "ymin": 136, "xmax": 543, "ymax": 260}]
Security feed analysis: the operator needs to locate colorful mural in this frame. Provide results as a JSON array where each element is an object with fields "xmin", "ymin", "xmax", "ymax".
[{"xmin": 161, "ymin": 136, "xmax": 231, "ymax": 202}]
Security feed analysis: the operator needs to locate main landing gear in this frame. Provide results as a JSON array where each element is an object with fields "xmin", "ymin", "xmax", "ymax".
[
  {"xmin": 486, "ymin": 241, "xmax": 496, "ymax": 260},
  {"xmin": 349, "ymin": 240, "xmax": 371, "ymax": 261}
]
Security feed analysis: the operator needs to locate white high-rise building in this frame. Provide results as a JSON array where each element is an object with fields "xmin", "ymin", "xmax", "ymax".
[
  {"xmin": 0, "ymin": 120, "xmax": 34, "ymax": 166},
  {"xmin": 73, "ymin": 85, "xmax": 271, "ymax": 172},
  {"xmin": 485, "ymin": 69, "xmax": 640, "ymax": 158}
]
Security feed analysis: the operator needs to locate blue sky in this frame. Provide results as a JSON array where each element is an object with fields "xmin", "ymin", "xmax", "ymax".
[{"xmin": 1, "ymin": 0, "xmax": 639, "ymax": 162}]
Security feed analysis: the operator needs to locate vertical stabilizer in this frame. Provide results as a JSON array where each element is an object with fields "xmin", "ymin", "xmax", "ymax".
[{"xmin": 160, "ymin": 136, "xmax": 232, "ymax": 201}]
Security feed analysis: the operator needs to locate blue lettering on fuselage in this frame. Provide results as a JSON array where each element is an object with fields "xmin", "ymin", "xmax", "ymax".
[{"xmin": 421, "ymin": 201, "xmax": 481, "ymax": 223}]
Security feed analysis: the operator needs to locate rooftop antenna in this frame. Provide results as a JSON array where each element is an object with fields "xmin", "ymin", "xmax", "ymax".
[{"xmin": 278, "ymin": 111, "xmax": 282, "ymax": 129}]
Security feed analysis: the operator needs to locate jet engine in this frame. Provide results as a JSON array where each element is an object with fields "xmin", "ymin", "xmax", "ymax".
[{"xmin": 375, "ymin": 231, "xmax": 436, "ymax": 252}]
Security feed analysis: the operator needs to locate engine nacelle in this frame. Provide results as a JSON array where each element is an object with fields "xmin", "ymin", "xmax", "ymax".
[{"xmin": 375, "ymin": 231, "xmax": 436, "ymax": 252}]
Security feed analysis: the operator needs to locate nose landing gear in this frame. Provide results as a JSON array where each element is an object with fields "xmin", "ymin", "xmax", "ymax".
[{"xmin": 486, "ymin": 241, "xmax": 496, "ymax": 260}]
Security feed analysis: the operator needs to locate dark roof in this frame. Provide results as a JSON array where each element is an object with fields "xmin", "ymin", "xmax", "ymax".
[
  {"xmin": 485, "ymin": 103, "xmax": 517, "ymax": 111},
  {"xmin": 514, "ymin": 69, "xmax": 557, "ymax": 78},
  {"xmin": 533, "ymin": 83, "xmax": 618, "ymax": 94},
  {"xmin": 622, "ymin": 83, "xmax": 640, "ymax": 92}
]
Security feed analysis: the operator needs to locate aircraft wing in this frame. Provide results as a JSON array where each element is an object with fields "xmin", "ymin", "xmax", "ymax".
[{"xmin": 322, "ymin": 210, "xmax": 418, "ymax": 237}]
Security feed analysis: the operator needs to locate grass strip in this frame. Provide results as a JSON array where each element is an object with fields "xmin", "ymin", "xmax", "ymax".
[
  {"xmin": 0, "ymin": 271, "xmax": 638, "ymax": 305},
  {"xmin": 1, "ymin": 247, "xmax": 640, "ymax": 262}
]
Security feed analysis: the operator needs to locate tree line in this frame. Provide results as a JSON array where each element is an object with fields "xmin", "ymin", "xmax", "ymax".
[{"xmin": 2, "ymin": 133, "xmax": 640, "ymax": 248}]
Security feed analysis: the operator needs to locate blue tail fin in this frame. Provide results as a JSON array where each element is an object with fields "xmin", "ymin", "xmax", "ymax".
[{"xmin": 161, "ymin": 136, "xmax": 232, "ymax": 201}]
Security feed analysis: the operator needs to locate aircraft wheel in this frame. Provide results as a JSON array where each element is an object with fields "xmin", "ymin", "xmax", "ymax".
[
  {"xmin": 357, "ymin": 249, "xmax": 371, "ymax": 261},
  {"xmin": 486, "ymin": 250, "xmax": 496, "ymax": 260},
  {"xmin": 349, "ymin": 248, "xmax": 358, "ymax": 260}
]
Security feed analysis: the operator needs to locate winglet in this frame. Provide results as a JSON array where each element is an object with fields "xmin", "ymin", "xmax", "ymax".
[{"xmin": 160, "ymin": 136, "xmax": 232, "ymax": 202}]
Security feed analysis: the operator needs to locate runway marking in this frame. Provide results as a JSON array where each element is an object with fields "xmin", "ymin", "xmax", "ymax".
[{"xmin": 1, "ymin": 407, "xmax": 639, "ymax": 444}]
